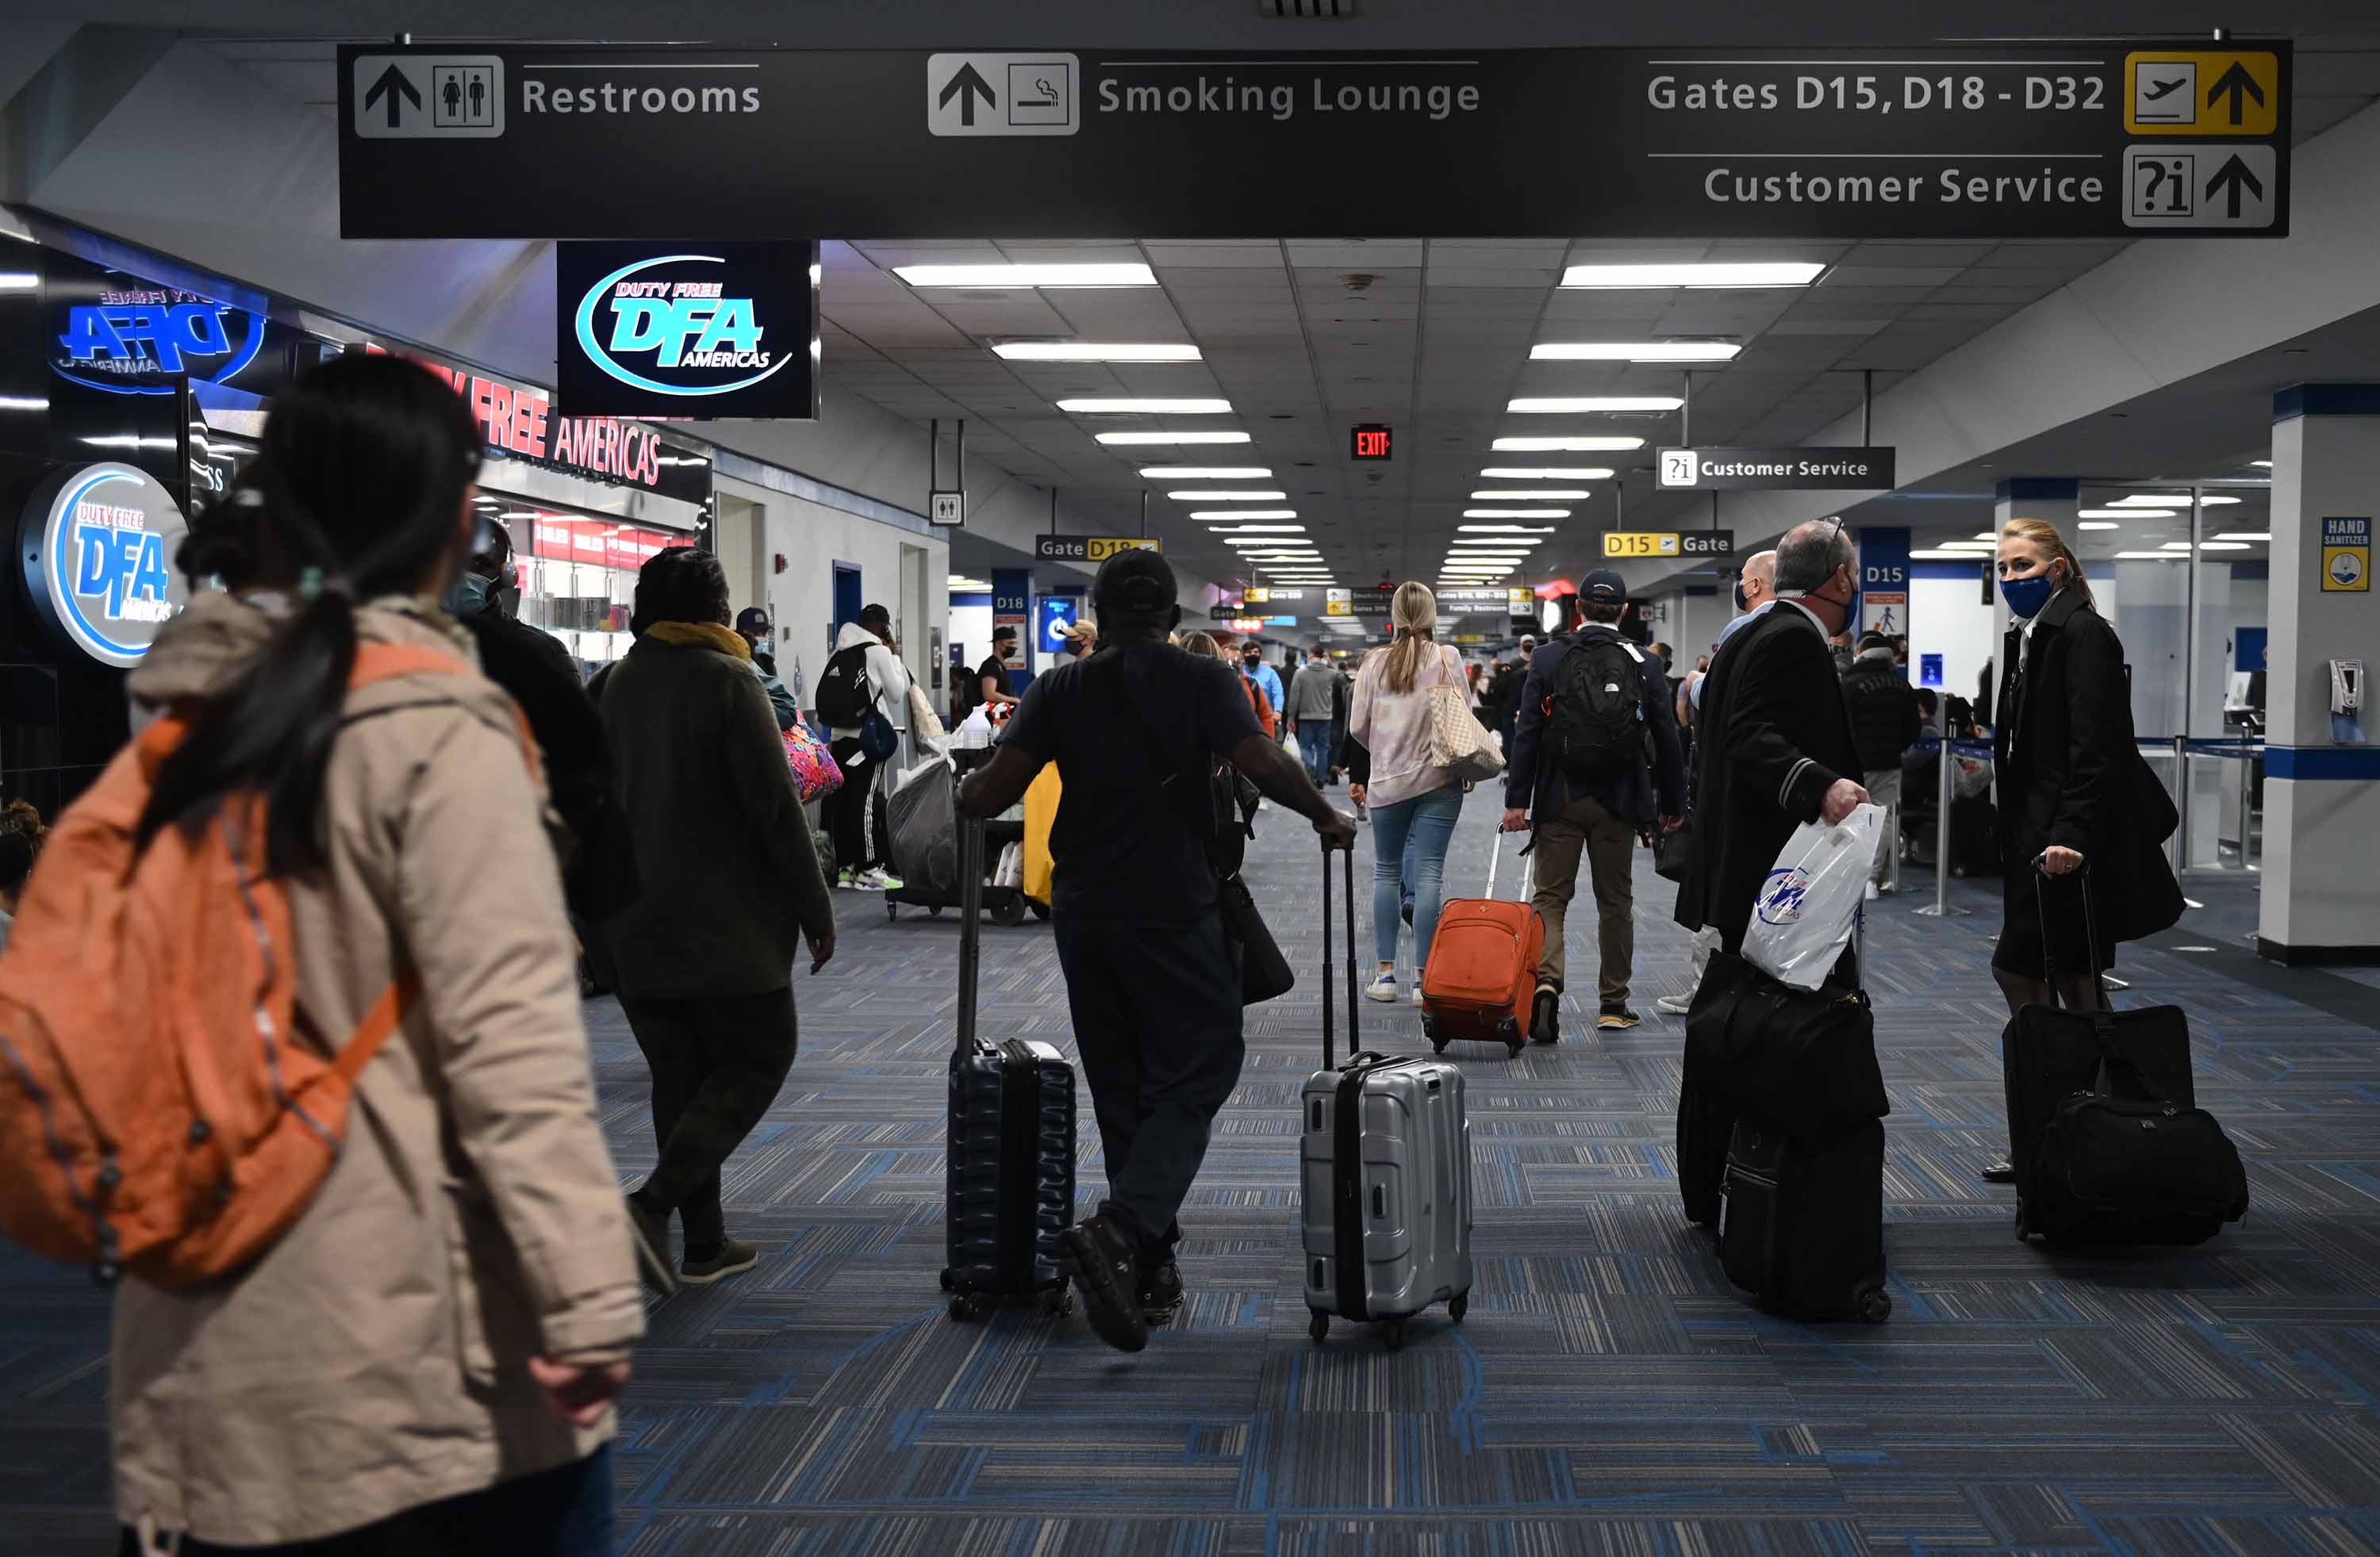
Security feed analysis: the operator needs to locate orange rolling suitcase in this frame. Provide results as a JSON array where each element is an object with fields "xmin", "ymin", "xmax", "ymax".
[{"xmin": 1420, "ymin": 833, "xmax": 1544, "ymax": 1058}]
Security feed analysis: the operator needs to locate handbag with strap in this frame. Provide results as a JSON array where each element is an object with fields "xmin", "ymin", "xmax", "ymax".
[{"xmin": 1422, "ymin": 646, "xmax": 1504, "ymax": 784}]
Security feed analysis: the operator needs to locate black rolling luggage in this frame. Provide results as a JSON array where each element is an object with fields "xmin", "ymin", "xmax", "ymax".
[
  {"xmin": 1718, "ymin": 1118, "xmax": 1891, "ymax": 1323},
  {"xmin": 942, "ymin": 807, "xmax": 1077, "ymax": 1321},
  {"xmin": 2003, "ymin": 866, "xmax": 2248, "ymax": 1247}
]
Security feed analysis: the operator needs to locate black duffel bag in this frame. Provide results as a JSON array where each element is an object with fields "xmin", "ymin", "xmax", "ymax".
[
  {"xmin": 2027, "ymin": 1058, "xmax": 2249, "ymax": 1245},
  {"xmin": 1685, "ymin": 949, "xmax": 1889, "ymax": 1148}
]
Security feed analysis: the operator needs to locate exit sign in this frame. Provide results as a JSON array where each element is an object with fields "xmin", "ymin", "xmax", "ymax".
[{"xmin": 1351, "ymin": 424, "xmax": 1392, "ymax": 461}]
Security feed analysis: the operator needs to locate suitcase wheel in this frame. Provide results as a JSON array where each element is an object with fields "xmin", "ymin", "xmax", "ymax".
[
  {"xmin": 1041, "ymin": 1289, "xmax": 1073, "ymax": 1319},
  {"xmin": 992, "ymin": 895, "xmax": 1027, "ymax": 928},
  {"xmin": 1381, "ymin": 1317, "xmax": 1408, "ymax": 1351},
  {"xmin": 1505, "ymin": 1039, "xmax": 1526, "ymax": 1059},
  {"xmin": 938, "ymin": 1267, "xmax": 954, "ymax": 1292},
  {"xmin": 1430, "ymin": 1040, "xmax": 1449, "ymax": 1056},
  {"xmin": 1856, "ymin": 1289, "xmax": 1892, "ymax": 1325},
  {"xmin": 928, "ymin": 905, "xmax": 943, "ymax": 918},
  {"xmin": 1449, "ymin": 1293, "xmax": 1468, "ymax": 1324},
  {"xmin": 886, "ymin": 901, "xmax": 899, "ymax": 922},
  {"xmin": 1308, "ymin": 1311, "xmax": 1330, "ymax": 1344},
  {"xmin": 948, "ymin": 1295, "xmax": 979, "ymax": 1322}
]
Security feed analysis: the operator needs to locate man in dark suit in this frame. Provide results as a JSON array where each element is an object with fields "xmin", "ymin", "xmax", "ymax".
[{"xmin": 1676, "ymin": 519, "xmax": 1870, "ymax": 961}]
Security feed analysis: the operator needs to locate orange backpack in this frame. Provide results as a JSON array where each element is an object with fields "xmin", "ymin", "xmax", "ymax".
[{"xmin": 0, "ymin": 644, "xmax": 517, "ymax": 1287}]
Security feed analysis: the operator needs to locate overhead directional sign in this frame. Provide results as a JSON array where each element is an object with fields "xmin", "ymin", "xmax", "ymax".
[
  {"xmin": 338, "ymin": 42, "xmax": 2290, "ymax": 240},
  {"xmin": 1659, "ymin": 447, "xmax": 1897, "ymax": 491},
  {"xmin": 1035, "ymin": 535, "xmax": 1160, "ymax": 563}
]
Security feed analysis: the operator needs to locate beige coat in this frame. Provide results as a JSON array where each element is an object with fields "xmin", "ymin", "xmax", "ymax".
[{"xmin": 113, "ymin": 593, "xmax": 643, "ymax": 1545}]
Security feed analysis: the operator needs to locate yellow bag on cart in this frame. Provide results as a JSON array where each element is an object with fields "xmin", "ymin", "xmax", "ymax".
[{"xmin": 1022, "ymin": 763, "xmax": 1061, "ymax": 907}]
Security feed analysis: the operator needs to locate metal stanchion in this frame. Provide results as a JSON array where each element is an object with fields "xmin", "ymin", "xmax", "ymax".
[
  {"xmin": 2171, "ymin": 734, "xmax": 2189, "ymax": 875},
  {"xmin": 1912, "ymin": 737, "xmax": 1971, "ymax": 918},
  {"xmin": 2239, "ymin": 731, "xmax": 2259, "ymax": 872}
]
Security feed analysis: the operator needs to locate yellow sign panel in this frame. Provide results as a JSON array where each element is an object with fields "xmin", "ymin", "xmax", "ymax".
[
  {"xmin": 1243, "ymin": 585, "xmax": 1269, "ymax": 604},
  {"xmin": 1085, "ymin": 535, "xmax": 1161, "ymax": 562},
  {"xmin": 2322, "ymin": 517, "xmax": 2370, "ymax": 593},
  {"xmin": 1603, "ymin": 531, "xmax": 1681, "ymax": 558},
  {"xmin": 2125, "ymin": 52, "xmax": 2279, "ymax": 136}
]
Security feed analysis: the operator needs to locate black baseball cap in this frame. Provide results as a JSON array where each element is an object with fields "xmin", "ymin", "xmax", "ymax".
[
  {"xmin": 991, "ymin": 623, "xmax": 1018, "ymax": 643},
  {"xmin": 734, "ymin": 607, "xmax": 772, "ymax": 638},
  {"xmin": 1091, "ymin": 546, "xmax": 1177, "ymax": 622},
  {"xmin": 1580, "ymin": 569, "xmax": 1628, "ymax": 604}
]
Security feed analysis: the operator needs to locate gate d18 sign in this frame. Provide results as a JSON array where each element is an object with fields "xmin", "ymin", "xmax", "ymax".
[
  {"xmin": 338, "ymin": 43, "xmax": 2289, "ymax": 240},
  {"xmin": 557, "ymin": 242, "xmax": 819, "ymax": 420}
]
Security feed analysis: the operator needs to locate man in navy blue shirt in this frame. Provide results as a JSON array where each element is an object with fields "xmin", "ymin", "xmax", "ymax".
[
  {"xmin": 961, "ymin": 550, "xmax": 1355, "ymax": 1354},
  {"xmin": 1501, "ymin": 570, "xmax": 1686, "ymax": 1043}
]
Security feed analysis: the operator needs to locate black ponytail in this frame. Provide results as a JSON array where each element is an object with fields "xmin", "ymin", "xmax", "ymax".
[{"xmin": 137, "ymin": 355, "xmax": 481, "ymax": 876}]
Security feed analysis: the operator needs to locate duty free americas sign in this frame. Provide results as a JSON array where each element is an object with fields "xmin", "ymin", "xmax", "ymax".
[{"xmin": 340, "ymin": 44, "xmax": 2290, "ymax": 240}]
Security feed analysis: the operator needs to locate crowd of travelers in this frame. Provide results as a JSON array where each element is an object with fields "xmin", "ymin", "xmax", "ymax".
[{"xmin": 0, "ymin": 353, "xmax": 2190, "ymax": 1551}]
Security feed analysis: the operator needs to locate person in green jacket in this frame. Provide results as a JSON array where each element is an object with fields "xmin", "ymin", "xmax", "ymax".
[{"xmin": 601, "ymin": 548, "xmax": 838, "ymax": 1293}]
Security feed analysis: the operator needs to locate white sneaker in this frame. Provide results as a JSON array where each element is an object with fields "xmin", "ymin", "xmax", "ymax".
[
  {"xmin": 855, "ymin": 868, "xmax": 902, "ymax": 892},
  {"xmin": 1363, "ymin": 972, "xmax": 1399, "ymax": 1003},
  {"xmin": 1864, "ymin": 880, "xmax": 1880, "ymax": 902},
  {"xmin": 1411, "ymin": 981, "xmax": 1426, "ymax": 1007},
  {"xmin": 1655, "ymin": 991, "xmax": 1695, "ymax": 1016}
]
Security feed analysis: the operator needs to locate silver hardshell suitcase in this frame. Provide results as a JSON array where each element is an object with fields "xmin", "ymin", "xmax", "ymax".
[{"xmin": 1301, "ymin": 840, "xmax": 1475, "ymax": 1349}]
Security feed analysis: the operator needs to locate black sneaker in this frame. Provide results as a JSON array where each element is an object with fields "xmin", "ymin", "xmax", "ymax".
[
  {"xmin": 1596, "ymin": 1003, "xmax": 1642, "ymax": 1031},
  {"xmin": 1061, "ymin": 1214, "xmax": 1150, "ymax": 1353},
  {"xmin": 624, "ymin": 1192, "xmax": 680, "ymax": 1297},
  {"xmin": 1530, "ymin": 985, "xmax": 1560, "ymax": 1045},
  {"xmin": 1137, "ymin": 1253, "xmax": 1184, "ymax": 1325}
]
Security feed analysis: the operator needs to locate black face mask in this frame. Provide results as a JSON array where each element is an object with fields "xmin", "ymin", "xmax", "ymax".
[{"xmin": 1733, "ymin": 583, "xmax": 1749, "ymax": 612}]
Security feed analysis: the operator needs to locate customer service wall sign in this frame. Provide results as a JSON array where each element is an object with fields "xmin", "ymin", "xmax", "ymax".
[
  {"xmin": 19, "ymin": 463, "xmax": 190, "ymax": 668},
  {"xmin": 555, "ymin": 241, "xmax": 819, "ymax": 420},
  {"xmin": 341, "ymin": 43, "xmax": 2289, "ymax": 239}
]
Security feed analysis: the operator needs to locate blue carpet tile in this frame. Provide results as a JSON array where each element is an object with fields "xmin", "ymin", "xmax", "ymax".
[{"xmin": 4, "ymin": 796, "xmax": 2378, "ymax": 1554}]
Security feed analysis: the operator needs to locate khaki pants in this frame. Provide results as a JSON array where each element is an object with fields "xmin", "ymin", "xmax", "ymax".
[{"xmin": 1530, "ymin": 790, "xmax": 1636, "ymax": 1003}]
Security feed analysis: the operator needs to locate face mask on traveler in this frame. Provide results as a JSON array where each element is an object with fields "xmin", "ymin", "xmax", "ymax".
[
  {"xmin": 443, "ymin": 569, "xmax": 495, "ymax": 618},
  {"xmin": 2001, "ymin": 566, "xmax": 2057, "ymax": 619},
  {"xmin": 1733, "ymin": 582, "xmax": 1749, "ymax": 612}
]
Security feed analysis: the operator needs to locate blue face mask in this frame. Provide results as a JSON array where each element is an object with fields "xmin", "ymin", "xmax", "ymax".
[
  {"xmin": 2000, "ymin": 569, "xmax": 2056, "ymax": 619},
  {"xmin": 443, "ymin": 570, "xmax": 494, "ymax": 618}
]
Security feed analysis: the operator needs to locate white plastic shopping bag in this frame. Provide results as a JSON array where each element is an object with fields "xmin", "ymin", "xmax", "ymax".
[{"xmin": 1742, "ymin": 803, "xmax": 1884, "ymax": 991}]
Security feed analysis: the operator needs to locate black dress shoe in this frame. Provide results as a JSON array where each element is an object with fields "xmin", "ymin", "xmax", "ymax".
[
  {"xmin": 1061, "ymin": 1214, "xmax": 1150, "ymax": 1353},
  {"xmin": 1980, "ymin": 1160, "xmax": 2018, "ymax": 1185}
]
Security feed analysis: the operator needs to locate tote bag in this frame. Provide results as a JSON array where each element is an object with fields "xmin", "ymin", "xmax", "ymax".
[{"xmin": 1422, "ymin": 647, "xmax": 1504, "ymax": 785}]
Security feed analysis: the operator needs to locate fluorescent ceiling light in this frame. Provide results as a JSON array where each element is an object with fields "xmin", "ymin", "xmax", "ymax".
[
  {"xmin": 1223, "ymin": 536, "xmax": 1284, "ymax": 546},
  {"xmin": 1465, "ymin": 508, "xmax": 1572, "ymax": 519},
  {"xmin": 1473, "ymin": 489, "xmax": 1591, "ymax": 500},
  {"xmin": 2079, "ymin": 508, "xmax": 2164, "ymax": 519},
  {"xmin": 2214, "ymin": 531, "xmax": 2272, "ymax": 542},
  {"xmin": 1491, "ymin": 436, "xmax": 1645, "ymax": 451},
  {"xmin": 1139, "ymin": 466, "xmax": 1270, "ymax": 478},
  {"xmin": 0, "ymin": 274, "xmax": 39, "ymax": 291},
  {"xmin": 1057, "ymin": 397, "xmax": 1232, "ymax": 415},
  {"xmin": 1560, "ymin": 261, "xmax": 1825, "ymax": 290},
  {"xmin": 2108, "ymin": 492, "xmax": 2240, "ymax": 506},
  {"xmin": 1452, "ymin": 538, "xmax": 1540, "ymax": 547},
  {"xmin": 2115, "ymin": 550, "xmax": 2186, "ymax": 560},
  {"xmin": 1971, "ymin": 531, "xmax": 1998, "ymax": 541},
  {"xmin": 894, "ymin": 263, "xmax": 1156, "ymax": 288},
  {"xmin": 1096, "ymin": 431, "xmax": 1250, "ymax": 445},
  {"xmin": 1480, "ymin": 466, "xmax": 1614, "ymax": 480},
  {"xmin": 2077, "ymin": 522, "xmax": 2121, "ymax": 531},
  {"xmin": 1191, "ymin": 509, "xmax": 1295, "ymax": 520},
  {"xmin": 2250, "ymin": 460, "xmax": 2273, "ymax": 469},
  {"xmin": 946, "ymin": 577, "xmax": 992, "ymax": 591},
  {"xmin": 1530, "ymin": 342, "xmax": 1741, "ymax": 362},
  {"xmin": 1169, "ymin": 489, "xmax": 1284, "ymax": 501},
  {"xmin": 993, "ymin": 341, "xmax": 1200, "ymax": 362},
  {"xmin": 1508, "ymin": 397, "xmax": 1684, "ymax": 413},
  {"xmin": 2163, "ymin": 540, "xmax": 2251, "ymax": 551},
  {"xmin": 1910, "ymin": 549, "xmax": 1990, "ymax": 561},
  {"xmin": 1937, "ymin": 542, "xmax": 1997, "ymax": 551},
  {"xmin": 1459, "ymin": 524, "xmax": 1559, "ymax": 534},
  {"xmin": 1204, "ymin": 523, "xmax": 1305, "ymax": 533}
]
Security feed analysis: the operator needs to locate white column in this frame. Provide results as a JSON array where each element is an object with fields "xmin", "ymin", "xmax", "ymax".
[{"xmin": 2259, "ymin": 387, "xmax": 2380, "ymax": 963}]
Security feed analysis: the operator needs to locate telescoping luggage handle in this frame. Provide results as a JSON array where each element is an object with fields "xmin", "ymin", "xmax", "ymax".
[
  {"xmin": 2031, "ymin": 856, "xmax": 2112, "ymax": 1017},
  {"xmin": 1320, "ymin": 836, "xmax": 1361, "ymax": 1070},
  {"xmin": 957, "ymin": 803, "xmax": 985, "ymax": 1054}
]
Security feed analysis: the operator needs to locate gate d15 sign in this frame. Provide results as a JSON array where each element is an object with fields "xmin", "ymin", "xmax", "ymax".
[
  {"xmin": 18, "ymin": 463, "xmax": 190, "ymax": 668},
  {"xmin": 340, "ymin": 43, "xmax": 2289, "ymax": 240},
  {"xmin": 557, "ymin": 242, "xmax": 819, "ymax": 420}
]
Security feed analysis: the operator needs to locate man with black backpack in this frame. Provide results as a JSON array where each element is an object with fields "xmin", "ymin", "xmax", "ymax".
[
  {"xmin": 1501, "ymin": 570, "xmax": 1686, "ymax": 1041},
  {"xmin": 816, "ymin": 604, "xmax": 912, "ymax": 890}
]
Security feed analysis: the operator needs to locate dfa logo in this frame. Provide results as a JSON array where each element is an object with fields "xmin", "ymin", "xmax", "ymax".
[
  {"xmin": 54, "ymin": 293, "xmax": 265, "ymax": 395},
  {"xmin": 1756, "ymin": 865, "xmax": 1812, "ymax": 926},
  {"xmin": 19, "ymin": 463, "xmax": 190, "ymax": 668},
  {"xmin": 572, "ymin": 254, "xmax": 785, "ymax": 398}
]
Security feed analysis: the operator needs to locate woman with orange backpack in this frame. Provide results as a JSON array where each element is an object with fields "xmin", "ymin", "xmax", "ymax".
[{"xmin": 49, "ymin": 356, "xmax": 643, "ymax": 1554}]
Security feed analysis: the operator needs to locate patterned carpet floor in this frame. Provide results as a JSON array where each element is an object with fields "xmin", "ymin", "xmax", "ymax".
[{"xmin": 6, "ymin": 797, "xmax": 2379, "ymax": 1555}]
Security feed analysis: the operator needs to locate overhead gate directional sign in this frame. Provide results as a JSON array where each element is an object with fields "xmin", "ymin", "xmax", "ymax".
[{"xmin": 338, "ymin": 42, "xmax": 2290, "ymax": 240}]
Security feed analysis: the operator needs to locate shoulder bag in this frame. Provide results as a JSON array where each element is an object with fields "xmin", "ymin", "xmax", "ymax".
[{"xmin": 1422, "ymin": 645, "xmax": 1505, "ymax": 784}]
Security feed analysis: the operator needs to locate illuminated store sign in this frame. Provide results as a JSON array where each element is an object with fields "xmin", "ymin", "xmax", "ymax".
[
  {"xmin": 53, "ymin": 290, "xmax": 265, "ymax": 395},
  {"xmin": 556, "ymin": 241, "xmax": 819, "ymax": 419},
  {"xmin": 18, "ymin": 462, "xmax": 190, "ymax": 667}
]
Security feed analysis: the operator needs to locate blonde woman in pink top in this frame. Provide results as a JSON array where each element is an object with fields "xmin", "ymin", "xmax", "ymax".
[{"xmin": 1348, "ymin": 582, "xmax": 1476, "ymax": 1004}]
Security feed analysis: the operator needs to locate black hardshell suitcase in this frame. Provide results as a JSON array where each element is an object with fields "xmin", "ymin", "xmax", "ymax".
[
  {"xmin": 2002, "ymin": 866, "xmax": 2245, "ymax": 1247},
  {"xmin": 942, "ymin": 796, "xmax": 1077, "ymax": 1320},
  {"xmin": 1718, "ymin": 1118, "xmax": 1891, "ymax": 1324}
]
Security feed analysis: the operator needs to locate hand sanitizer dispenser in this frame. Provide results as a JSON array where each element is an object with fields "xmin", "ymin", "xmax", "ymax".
[{"xmin": 2332, "ymin": 659, "xmax": 2364, "ymax": 744}]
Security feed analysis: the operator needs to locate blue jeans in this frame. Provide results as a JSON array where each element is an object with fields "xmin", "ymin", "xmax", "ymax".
[
  {"xmin": 1369, "ymin": 782, "xmax": 1464, "ymax": 976},
  {"xmin": 1296, "ymin": 719, "xmax": 1334, "ymax": 787}
]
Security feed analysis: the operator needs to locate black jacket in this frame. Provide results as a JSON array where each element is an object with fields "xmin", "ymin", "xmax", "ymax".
[
  {"xmin": 1675, "ymin": 604, "xmax": 1862, "ymax": 951},
  {"xmin": 463, "ymin": 605, "xmax": 640, "ymax": 922},
  {"xmin": 1504, "ymin": 627, "xmax": 1686, "ymax": 829},
  {"xmin": 1994, "ymin": 588, "xmax": 2182, "ymax": 944},
  {"xmin": 1842, "ymin": 651, "xmax": 1922, "ymax": 772}
]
